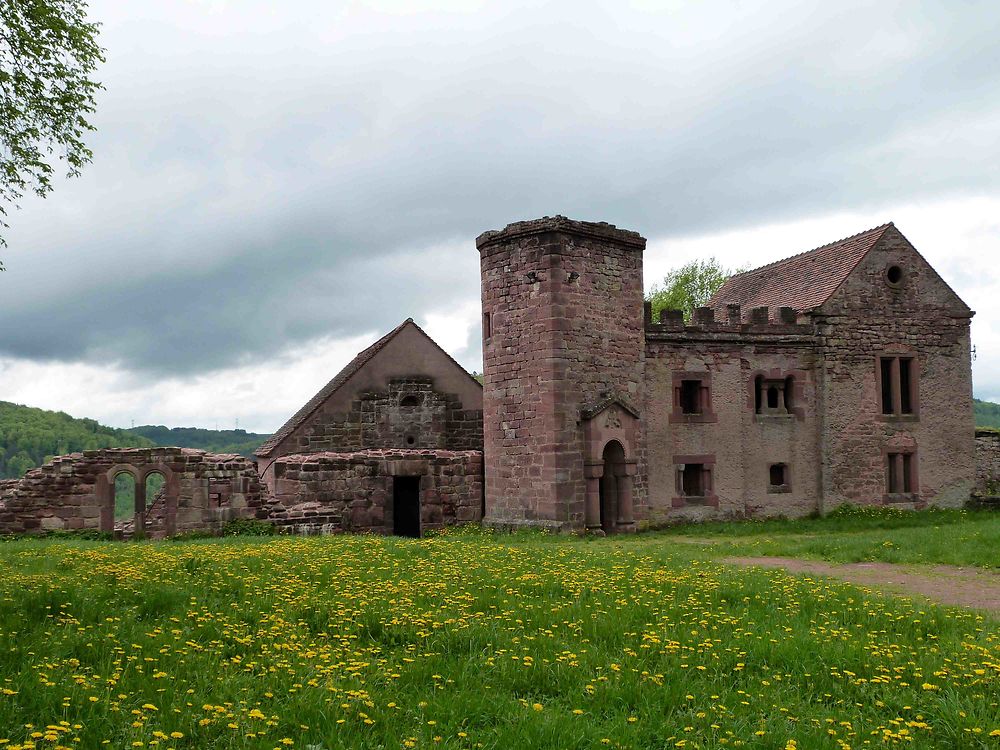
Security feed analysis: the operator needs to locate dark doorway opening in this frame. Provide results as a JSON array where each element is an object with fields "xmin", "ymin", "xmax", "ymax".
[
  {"xmin": 679, "ymin": 380, "xmax": 702, "ymax": 414},
  {"xmin": 682, "ymin": 464, "xmax": 705, "ymax": 497},
  {"xmin": 599, "ymin": 441, "xmax": 626, "ymax": 534},
  {"xmin": 769, "ymin": 463, "xmax": 787, "ymax": 488},
  {"xmin": 392, "ymin": 476, "xmax": 421, "ymax": 537}
]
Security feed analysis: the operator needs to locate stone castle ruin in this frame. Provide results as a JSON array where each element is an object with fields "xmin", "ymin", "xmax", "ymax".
[
  {"xmin": 0, "ymin": 448, "xmax": 265, "ymax": 538},
  {"xmin": 0, "ymin": 215, "xmax": 990, "ymax": 538}
]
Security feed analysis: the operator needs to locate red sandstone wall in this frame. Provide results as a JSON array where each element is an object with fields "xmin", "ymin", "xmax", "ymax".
[
  {"xmin": 816, "ymin": 228, "xmax": 974, "ymax": 509},
  {"xmin": 280, "ymin": 377, "xmax": 482, "ymax": 456},
  {"xmin": 0, "ymin": 448, "xmax": 264, "ymax": 537},
  {"xmin": 265, "ymin": 449, "xmax": 483, "ymax": 534},
  {"xmin": 974, "ymin": 430, "xmax": 1000, "ymax": 495},
  {"xmin": 260, "ymin": 324, "xmax": 484, "ymax": 490},
  {"xmin": 644, "ymin": 315, "xmax": 820, "ymax": 523},
  {"xmin": 478, "ymin": 217, "xmax": 646, "ymax": 530}
]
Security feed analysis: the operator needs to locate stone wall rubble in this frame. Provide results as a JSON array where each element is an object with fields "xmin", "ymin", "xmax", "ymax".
[
  {"xmin": 265, "ymin": 449, "xmax": 483, "ymax": 535},
  {"xmin": 0, "ymin": 448, "xmax": 265, "ymax": 538}
]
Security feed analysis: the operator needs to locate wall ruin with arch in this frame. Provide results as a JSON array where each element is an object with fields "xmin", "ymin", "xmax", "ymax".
[{"xmin": 0, "ymin": 448, "xmax": 265, "ymax": 538}]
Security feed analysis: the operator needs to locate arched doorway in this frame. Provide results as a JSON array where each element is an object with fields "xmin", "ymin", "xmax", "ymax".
[
  {"xmin": 113, "ymin": 470, "xmax": 137, "ymax": 526},
  {"xmin": 599, "ymin": 441, "xmax": 626, "ymax": 534},
  {"xmin": 582, "ymin": 398, "xmax": 639, "ymax": 535},
  {"xmin": 142, "ymin": 471, "xmax": 167, "ymax": 537},
  {"xmin": 101, "ymin": 463, "xmax": 177, "ymax": 538}
]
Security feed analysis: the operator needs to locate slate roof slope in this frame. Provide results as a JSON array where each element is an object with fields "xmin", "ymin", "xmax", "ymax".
[
  {"xmin": 708, "ymin": 223, "xmax": 893, "ymax": 314},
  {"xmin": 255, "ymin": 319, "xmax": 480, "ymax": 458}
]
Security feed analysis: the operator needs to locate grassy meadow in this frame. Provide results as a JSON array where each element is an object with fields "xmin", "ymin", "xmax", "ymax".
[
  {"xmin": 662, "ymin": 506, "xmax": 1000, "ymax": 569},
  {"xmin": 0, "ymin": 524, "xmax": 998, "ymax": 749}
]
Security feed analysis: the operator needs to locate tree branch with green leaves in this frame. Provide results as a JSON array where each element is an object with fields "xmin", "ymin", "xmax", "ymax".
[
  {"xmin": 0, "ymin": 0, "xmax": 104, "ymax": 260},
  {"xmin": 646, "ymin": 257, "xmax": 746, "ymax": 323}
]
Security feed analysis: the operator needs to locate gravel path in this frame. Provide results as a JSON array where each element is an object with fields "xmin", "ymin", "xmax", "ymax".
[{"xmin": 724, "ymin": 556, "xmax": 1000, "ymax": 614}]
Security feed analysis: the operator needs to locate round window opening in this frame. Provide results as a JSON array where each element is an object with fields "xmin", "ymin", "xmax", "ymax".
[
  {"xmin": 405, "ymin": 435, "xmax": 416, "ymax": 446},
  {"xmin": 886, "ymin": 265, "xmax": 904, "ymax": 286}
]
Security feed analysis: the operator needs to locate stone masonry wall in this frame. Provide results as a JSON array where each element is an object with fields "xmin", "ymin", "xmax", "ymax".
[
  {"xmin": 284, "ymin": 378, "xmax": 483, "ymax": 455},
  {"xmin": 644, "ymin": 306, "xmax": 820, "ymax": 524},
  {"xmin": 478, "ymin": 217, "xmax": 646, "ymax": 530},
  {"xmin": 0, "ymin": 448, "xmax": 265, "ymax": 537},
  {"xmin": 265, "ymin": 449, "xmax": 483, "ymax": 535},
  {"xmin": 816, "ymin": 229, "xmax": 974, "ymax": 509},
  {"xmin": 974, "ymin": 430, "xmax": 1000, "ymax": 495}
]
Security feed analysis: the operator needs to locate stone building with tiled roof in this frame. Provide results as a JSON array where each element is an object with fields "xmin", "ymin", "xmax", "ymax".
[
  {"xmin": 257, "ymin": 215, "xmax": 975, "ymax": 537},
  {"xmin": 254, "ymin": 319, "xmax": 484, "ymax": 536},
  {"xmin": 477, "ymin": 216, "xmax": 975, "ymax": 531}
]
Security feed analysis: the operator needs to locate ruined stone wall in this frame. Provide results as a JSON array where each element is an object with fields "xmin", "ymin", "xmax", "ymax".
[
  {"xmin": 0, "ymin": 448, "xmax": 265, "ymax": 537},
  {"xmin": 816, "ymin": 232, "xmax": 974, "ymax": 509},
  {"xmin": 265, "ymin": 449, "xmax": 483, "ymax": 534},
  {"xmin": 644, "ymin": 306, "xmax": 820, "ymax": 524},
  {"xmin": 478, "ymin": 217, "xmax": 646, "ymax": 530},
  {"xmin": 283, "ymin": 378, "xmax": 483, "ymax": 455},
  {"xmin": 974, "ymin": 430, "xmax": 1000, "ymax": 496}
]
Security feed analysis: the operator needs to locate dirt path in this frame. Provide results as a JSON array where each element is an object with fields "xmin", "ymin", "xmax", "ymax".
[{"xmin": 724, "ymin": 556, "xmax": 1000, "ymax": 614}]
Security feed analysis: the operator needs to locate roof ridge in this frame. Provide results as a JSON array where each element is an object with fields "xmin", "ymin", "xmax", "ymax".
[
  {"xmin": 402, "ymin": 318, "xmax": 485, "ymax": 391},
  {"xmin": 255, "ymin": 319, "xmax": 414, "ymax": 457},
  {"xmin": 729, "ymin": 222, "xmax": 893, "ymax": 280}
]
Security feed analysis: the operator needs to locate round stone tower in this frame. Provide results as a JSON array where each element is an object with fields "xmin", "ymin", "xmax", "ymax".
[{"xmin": 476, "ymin": 216, "xmax": 646, "ymax": 531}]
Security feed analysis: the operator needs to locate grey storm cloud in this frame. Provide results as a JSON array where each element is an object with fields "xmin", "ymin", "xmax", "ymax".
[{"xmin": 2, "ymin": 0, "xmax": 999, "ymax": 375}]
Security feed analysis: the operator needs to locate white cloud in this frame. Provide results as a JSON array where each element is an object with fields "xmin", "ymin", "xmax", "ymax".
[
  {"xmin": 0, "ymin": 332, "xmax": 377, "ymax": 434},
  {"xmin": 1, "ymin": 0, "xmax": 999, "ymax": 426}
]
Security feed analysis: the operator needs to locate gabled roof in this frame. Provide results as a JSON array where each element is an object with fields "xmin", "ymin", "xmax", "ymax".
[
  {"xmin": 255, "ymin": 319, "xmax": 480, "ymax": 458},
  {"xmin": 709, "ymin": 223, "xmax": 894, "ymax": 313},
  {"xmin": 581, "ymin": 393, "xmax": 641, "ymax": 420}
]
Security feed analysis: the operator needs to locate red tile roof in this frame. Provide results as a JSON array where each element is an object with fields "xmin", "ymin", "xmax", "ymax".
[{"xmin": 709, "ymin": 223, "xmax": 893, "ymax": 314}]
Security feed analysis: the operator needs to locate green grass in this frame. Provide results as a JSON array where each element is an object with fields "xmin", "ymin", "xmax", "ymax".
[
  {"xmin": 0, "ymin": 531, "xmax": 998, "ymax": 749},
  {"xmin": 659, "ymin": 506, "xmax": 1000, "ymax": 568}
]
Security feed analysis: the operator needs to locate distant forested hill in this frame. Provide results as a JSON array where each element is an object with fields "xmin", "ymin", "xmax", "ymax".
[
  {"xmin": 0, "ymin": 401, "xmax": 155, "ymax": 479},
  {"xmin": 125, "ymin": 426, "xmax": 270, "ymax": 457},
  {"xmin": 974, "ymin": 398, "xmax": 1000, "ymax": 429}
]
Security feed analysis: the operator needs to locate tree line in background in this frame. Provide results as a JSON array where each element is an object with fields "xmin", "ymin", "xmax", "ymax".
[
  {"xmin": 0, "ymin": 401, "xmax": 154, "ymax": 478},
  {"xmin": 973, "ymin": 399, "xmax": 1000, "ymax": 430},
  {"xmin": 127, "ymin": 425, "xmax": 270, "ymax": 458},
  {"xmin": 0, "ymin": 401, "xmax": 269, "ymax": 479}
]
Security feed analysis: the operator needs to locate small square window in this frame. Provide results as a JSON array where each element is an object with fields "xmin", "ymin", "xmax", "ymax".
[
  {"xmin": 680, "ymin": 380, "xmax": 702, "ymax": 414},
  {"xmin": 672, "ymin": 456, "xmax": 718, "ymax": 507},
  {"xmin": 671, "ymin": 372, "xmax": 716, "ymax": 424},
  {"xmin": 754, "ymin": 374, "xmax": 796, "ymax": 416},
  {"xmin": 769, "ymin": 463, "xmax": 787, "ymax": 487},
  {"xmin": 682, "ymin": 463, "xmax": 705, "ymax": 497}
]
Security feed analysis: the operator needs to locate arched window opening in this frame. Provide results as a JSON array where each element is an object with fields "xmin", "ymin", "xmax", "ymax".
[
  {"xmin": 754, "ymin": 376, "xmax": 763, "ymax": 413},
  {"xmin": 145, "ymin": 471, "xmax": 166, "ymax": 511},
  {"xmin": 784, "ymin": 376, "xmax": 795, "ymax": 411},
  {"xmin": 399, "ymin": 394, "xmax": 421, "ymax": 408},
  {"xmin": 114, "ymin": 472, "xmax": 136, "ymax": 522}
]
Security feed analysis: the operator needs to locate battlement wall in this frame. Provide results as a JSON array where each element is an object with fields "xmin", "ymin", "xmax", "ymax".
[{"xmin": 644, "ymin": 303, "xmax": 815, "ymax": 346}]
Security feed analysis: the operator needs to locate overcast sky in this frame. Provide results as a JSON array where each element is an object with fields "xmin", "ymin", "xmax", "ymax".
[{"xmin": 2, "ymin": 0, "xmax": 999, "ymax": 433}]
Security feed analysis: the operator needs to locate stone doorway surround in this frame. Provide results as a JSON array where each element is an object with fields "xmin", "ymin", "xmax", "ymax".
[{"xmin": 582, "ymin": 395, "xmax": 639, "ymax": 534}]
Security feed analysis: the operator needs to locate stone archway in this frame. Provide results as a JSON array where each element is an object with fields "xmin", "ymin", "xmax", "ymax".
[
  {"xmin": 582, "ymin": 396, "xmax": 639, "ymax": 534},
  {"xmin": 99, "ymin": 462, "xmax": 178, "ymax": 537}
]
